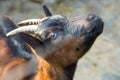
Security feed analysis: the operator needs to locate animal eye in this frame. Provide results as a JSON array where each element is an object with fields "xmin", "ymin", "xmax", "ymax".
[{"xmin": 50, "ymin": 32, "xmax": 57, "ymax": 40}]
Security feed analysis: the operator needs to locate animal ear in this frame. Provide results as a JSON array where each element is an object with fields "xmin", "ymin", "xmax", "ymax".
[
  {"xmin": 0, "ymin": 15, "xmax": 33, "ymax": 59},
  {"xmin": 43, "ymin": 4, "xmax": 52, "ymax": 17}
]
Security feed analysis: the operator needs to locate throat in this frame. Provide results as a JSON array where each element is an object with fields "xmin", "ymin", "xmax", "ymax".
[
  {"xmin": 63, "ymin": 62, "xmax": 77, "ymax": 80},
  {"xmin": 33, "ymin": 57, "xmax": 68, "ymax": 80}
]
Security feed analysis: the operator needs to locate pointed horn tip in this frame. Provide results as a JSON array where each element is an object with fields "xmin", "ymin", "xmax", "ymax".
[
  {"xmin": 17, "ymin": 21, "xmax": 29, "ymax": 26},
  {"xmin": 42, "ymin": 4, "xmax": 46, "ymax": 7},
  {"xmin": 6, "ymin": 32, "xmax": 13, "ymax": 37},
  {"xmin": 17, "ymin": 21, "xmax": 26, "ymax": 26},
  {"xmin": 42, "ymin": 5, "xmax": 52, "ymax": 17},
  {"xmin": 6, "ymin": 31, "xmax": 17, "ymax": 37}
]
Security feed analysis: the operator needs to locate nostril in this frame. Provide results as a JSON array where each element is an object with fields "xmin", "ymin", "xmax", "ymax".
[
  {"xmin": 87, "ymin": 14, "xmax": 102, "ymax": 21},
  {"xmin": 87, "ymin": 14, "xmax": 95, "ymax": 21},
  {"xmin": 94, "ymin": 16, "xmax": 102, "ymax": 21}
]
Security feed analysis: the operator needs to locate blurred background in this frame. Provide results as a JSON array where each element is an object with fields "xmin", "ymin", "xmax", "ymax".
[{"xmin": 0, "ymin": 0, "xmax": 120, "ymax": 80}]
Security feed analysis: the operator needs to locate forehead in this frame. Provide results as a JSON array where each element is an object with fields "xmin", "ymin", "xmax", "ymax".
[
  {"xmin": 49, "ymin": 15, "xmax": 66, "ymax": 19},
  {"xmin": 36, "ymin": 15, "xmax": 67, "ymax": 34},
  {"xmin": 41, "ymin": 15, "xmax": 67, "ymax": 27}
]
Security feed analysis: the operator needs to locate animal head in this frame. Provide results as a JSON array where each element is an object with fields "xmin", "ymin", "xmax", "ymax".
[{"xmin": 6, "ymin": 5, "xmax": 104, "ymax": 59}]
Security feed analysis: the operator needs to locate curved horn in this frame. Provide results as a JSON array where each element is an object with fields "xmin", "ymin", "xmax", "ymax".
[
  {"xmin": 18, "ymin": 17, "xmax": 48, "ymax": 26},
  {"xmin": 18, "ymin": 19, "xmax": 40, "ymax": 26},
  {"xmin": 43, "ymin": 4, "xmax": 52, "ymax": 17},
  {"xmin": 6, "ymin": 25, "xmax": 38, "ymax": 37}
]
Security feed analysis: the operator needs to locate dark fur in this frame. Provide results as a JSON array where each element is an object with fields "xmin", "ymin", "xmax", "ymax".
[
  {"xmin": 63, "ymin": 62, "xmax": 77, "ymax": 80},
  {"xmin": 0, "ymin": 9, "xmax": 103, "ymax": 80},
  {"xmin": 0, "ymin": 15, "xmax": 37, "ymax": 80},
  {"xmin": 0, "ymin": 15, "xmax": 33, "ymax": 59},
  {"xmin": 43, "ymin": 4, "xmax": 52, "ymax": 16}
]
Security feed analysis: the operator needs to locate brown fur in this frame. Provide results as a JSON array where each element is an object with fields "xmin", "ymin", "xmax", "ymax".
[
  {"xmin": 0, "ymin": 38, "xmax": 26, "ymax": 80},
  {"xmin": 0, "ymin": 15, "xmax": 38, "ymax": 80},
  {"xmin": 29, "ymin": 36, "xmax": 92, "ymax": 80},
  {"xmin": 0, "ymin": 13, "xmax": 103, "ymax": 80}
]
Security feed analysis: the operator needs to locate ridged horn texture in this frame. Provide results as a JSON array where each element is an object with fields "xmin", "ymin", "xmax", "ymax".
[
  {"xmin": 6, "ymin": 25, "xmax": 38, "ymax": 37},
  {"xmin": 43, "ymin": 4, "xmax": 52, "ymax": 17},
  {"xmin": 18, "ymin": 17, "xmax": 48, "ymax": 26},
  {"xmin": 18, "ymin": 19, "xmax": 40, "ymax": 26}
]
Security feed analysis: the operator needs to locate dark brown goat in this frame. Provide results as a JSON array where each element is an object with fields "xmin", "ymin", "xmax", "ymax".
[{"xmin": 0, "ymin": 5, "xmax": 103, "ymax": 80}]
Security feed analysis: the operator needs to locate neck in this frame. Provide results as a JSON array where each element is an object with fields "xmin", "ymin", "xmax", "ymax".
[
  {"xmin": 20, "ymin": 29, "xmax": 95, "ymax": 80},
  {"xmin": 33, "ymin": 58, "xmax": 78, "ymax": 80},
  {"xmin": 32, "ymin": 42, "xmax": 83, "ymax": 80}
]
